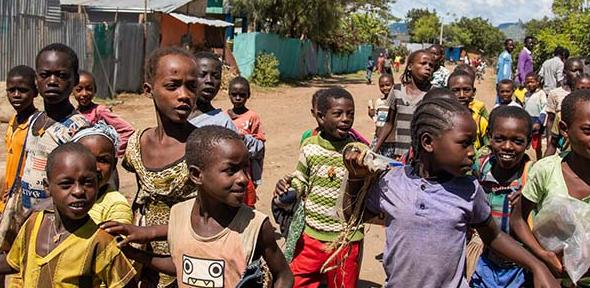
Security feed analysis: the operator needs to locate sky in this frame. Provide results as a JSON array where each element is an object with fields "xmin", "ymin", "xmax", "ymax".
[{"xmin": 389, "ymin": 0, "xmax": 554, "ymax": 25}]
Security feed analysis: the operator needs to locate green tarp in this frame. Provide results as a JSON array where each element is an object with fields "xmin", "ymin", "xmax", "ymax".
[{"xmin": 233, "ymin": 32, "xmax": 372, "ymax": 80}]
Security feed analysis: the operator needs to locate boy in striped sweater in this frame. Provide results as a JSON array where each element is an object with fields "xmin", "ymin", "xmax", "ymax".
[{"xmin": 285, "ymin": 87, "xmax": 363, "ymax": 287}]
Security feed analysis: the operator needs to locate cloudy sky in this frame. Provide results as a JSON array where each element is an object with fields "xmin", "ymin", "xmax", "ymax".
[{"xmin": 389, "ymin": 0, "xmax": 554, "ymax": 25}]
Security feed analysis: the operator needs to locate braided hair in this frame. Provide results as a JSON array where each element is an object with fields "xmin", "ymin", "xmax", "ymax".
[
  {"xmin": 401, "ymin": 49, "xmax": 429, "ymax": 85},
  {"xmin": 410, "ymin": 97, "xmax": 471, "ymax": 167}
]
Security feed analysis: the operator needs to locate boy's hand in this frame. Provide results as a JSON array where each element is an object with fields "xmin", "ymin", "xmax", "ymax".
[
  {"xmin": 273, "ymin": 175, "xmax": 292, "ymax": 197},
  {"xmin": 100, "ymin": 221, "xmax": 152, "ymax": 247},
  {"xmin": 539, "ymin": 250, "xmax": 564, "ymax": 277},
  {"xmin": 343, "ymin": 147, "xmax": 369, "ymax": 179},
  {"xmin": 508, "ymin": 190, "xmax": 521, "ymax": 207}
]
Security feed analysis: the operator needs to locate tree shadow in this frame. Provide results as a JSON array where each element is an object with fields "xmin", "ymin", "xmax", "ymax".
[{"xmin": 282, "ymin": 74, "xmax": 369, "ymax": 88}]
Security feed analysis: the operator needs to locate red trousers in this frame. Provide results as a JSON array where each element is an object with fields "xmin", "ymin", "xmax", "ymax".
[{"xmin": 290, "ymin": 233, "xmax": 362, "ymax": 288}]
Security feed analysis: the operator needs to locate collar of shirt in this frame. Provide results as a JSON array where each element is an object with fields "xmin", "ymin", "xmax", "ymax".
[{"xmin": 523, "ymin": 47, "xmax": 531, "ymax": 55}]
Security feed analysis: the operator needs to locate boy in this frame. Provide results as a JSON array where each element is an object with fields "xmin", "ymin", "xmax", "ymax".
[
  {"xmin": 2, "ymin": 66, "xmax": 39, "ymax": 212},
  {"xmin": 495, "ymin": 79, "xmax": 521, "ymax": 108},
  {"xmin": 0, "ymin": 142, "xmax": 136, "ymax": 287},
  {"xmin": 279, "ymin": 87, "xmax": 363, "ymax": 287},
  {"xmin": 447, "ymin": 69, "xmax": 489, "ymax": 151},
  {"xmin": 366, "ymin": 56, "xmax": 375, "ymax": 84},
  {"xmin": 524, "ymin": 73, "xmax": 547, "ymax": 160},
  {"xmin": 368, "ymin": 74, "xmax": 395, "ymax": 158},
  {"xmin": 1, "ymin": 44, "xmax": 89, "ymax": 247},
  {"xmin": 102, "ymin": 126, "xmax": 293, "ymax": 287}
]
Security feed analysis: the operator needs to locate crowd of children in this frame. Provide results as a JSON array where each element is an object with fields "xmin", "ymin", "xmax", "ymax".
[{"xmin": 0, "ymin": 36, "xmax": 589, "ymax": 288}]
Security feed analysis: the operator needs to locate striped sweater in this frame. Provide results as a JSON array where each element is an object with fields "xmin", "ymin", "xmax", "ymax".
[{"xmin": 291, "ymin": 134, "xmax": 364, "ymax": 242}]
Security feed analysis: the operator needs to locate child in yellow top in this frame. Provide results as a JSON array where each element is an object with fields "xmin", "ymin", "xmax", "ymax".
[
  {"xmin": 0, "ymin": 142, "xmax": 136, "ymax": 287},
  {"xmin": 72, "ymin": 122, "xmax": 133, "ymax": 224},
  {"xmin": 2, "ymin": 65, "xmax": 39, "ymax": 212}
]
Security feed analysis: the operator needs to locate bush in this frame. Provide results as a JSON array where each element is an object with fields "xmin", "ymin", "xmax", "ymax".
[{"xmin": 252, "ymin": 52, "xmax": 280, "ymax": 87}]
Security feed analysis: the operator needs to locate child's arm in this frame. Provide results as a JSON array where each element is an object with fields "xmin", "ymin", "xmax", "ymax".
[
  {"xmin": 342, "ymin": 148, "xmax": 378, "ymax": 222},
  {"xmin": 256, "ymin": 220, "xmax": 294, "ymax": 287},
  {"xmin": 373, "ymin": 106, "xmax": 396, "ymax": 152},
  {"xmin": 0, "ymin": 253, "xmax": 17, "ymax": 275},
  {"xmin": 101, "ymin": 222, "xmax": 168, "ymax": 245},
  {"xmin": 510, "ymin": 197, "xmax": 563, "ymax": 275},
  {"xmin": 249, "ymin": 114, "xmax": 266, "ymax": 142},
  {"xmin": 121, "ymin": 246, "xmax": 176, "ymax": 276},
  {"xmin": 474, "ymin": 217, "xmax": 560, "ymax": 287}
]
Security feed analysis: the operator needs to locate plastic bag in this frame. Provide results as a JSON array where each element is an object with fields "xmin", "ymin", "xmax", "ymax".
[{"xmin": 533, "ymin": 196, "xmax": 590, "ymax": 283}]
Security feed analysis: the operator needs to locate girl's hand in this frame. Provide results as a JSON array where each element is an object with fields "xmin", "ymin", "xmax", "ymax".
[
  {"xmin": 539, "ymin": 250, "xmax": 564, "ymax": 277},
  {"xmin": 100, "ymin": 221, "xmax": 152, "ymax": 246},
  {"xmin": 343, "ymin": 147, "xmax": 369, "ymax": 179},
  {"xmin": 508, "ymin": 190, "xmax": 522, "ymax": 207}
]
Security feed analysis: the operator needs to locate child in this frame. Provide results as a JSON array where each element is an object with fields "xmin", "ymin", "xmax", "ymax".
[
  {"xmin": 0, "ymin": 142, "xmax": 136, "ymax": 287},
  {"xmin": 123, "ymin": 47, "xmax": 199, "ymax": 287},
  {"xmin": 188, "ymin": 51, "xmax": 263, "ymax": 207},
  {"xmin": 1, "ymin": 66, "xmax": 39, "ymax": 212},
  {"xmin": 575, "ymin": 74, "xmax": 590, "ymax": 90},
  {"xmin": 14, "ymin": 43, "xmax": 89, "ymax": 232},
  {"xmin": 544, "ymin": 57, "xmax": 585, "ymax": 156},
  {"xmin": 73, "ymin": 70, "xmax": 135, "ymax": 157},
  {"xmin": 429, "ymin": 44, "xmax": 450, "ymax": 88},
  {"xmin": 103, "ymin": 126, "xmax": 294, "ymax": 287},
  {"xmin": 373, "ymin": 49, "xmax": 434, "ymax": 159},
  {"xmin": 470, "ymin": 106, "xmax": 534, "ymax": 287},
  {"xmin": 343, "ymin": 97, "xmax": 558, "ymax": 287},
  {"xmin": 495, "ymin": 79, "xmax": 522, "ymax": 108},
  {"xmin": 511, "ymin": 89, "xmax": 590, "ymax": 286},
  {"xmin": 448, "ymin": 69, "xmax": 489, "ymax": 151},
  {"xmin": 453, "ymin": 64, "xmax": 489, "ymax": 119},
  {"xmin": 72, "ymin": 122, "xmax": 132, "ymax": 224},
  {"xmin": 524, "ymin": 73, "xmax": 548, "ymax": 160},
  {"xmin": 225, "ymin": 76, "xmax": 266, "ymax": 188},
  {"xmin": 368, "ymin": 74, "xmax": 395, "ymax": 158},
  {"xmin": 279, "ymin": 87, "xmax": 363, "ymax": 287},
  {"xmin": 366, "ymin": 56, "xmax": 375, "ymax": 84}
]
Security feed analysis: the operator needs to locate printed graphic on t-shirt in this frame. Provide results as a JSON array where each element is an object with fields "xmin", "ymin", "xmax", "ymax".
[
  {"xmin": 182, "ymin": 255, "xmax": 225, "ymax": 287},
  {"xmin": 375, "ymin": 109, "xmax": 388, "ymax": 127}
]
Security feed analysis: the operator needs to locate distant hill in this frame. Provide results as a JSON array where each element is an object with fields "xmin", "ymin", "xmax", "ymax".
[{"xmin": 497, "ymin": 22, "xmax": 525, "ymax": 42}]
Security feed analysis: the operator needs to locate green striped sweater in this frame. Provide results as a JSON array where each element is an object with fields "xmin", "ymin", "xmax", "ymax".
[{"xmin": 291, "ymin": 134, "xmax": 364, "ymax": 242}]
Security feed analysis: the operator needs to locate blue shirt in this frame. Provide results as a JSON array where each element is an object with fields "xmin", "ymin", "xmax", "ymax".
[
  {"xmin": 496, "ymin": 50, "xmax": 513, "ymax": 83},
  {"xmin": 367, "ymin": 166, "xmax": 491, "ymax": 288}
]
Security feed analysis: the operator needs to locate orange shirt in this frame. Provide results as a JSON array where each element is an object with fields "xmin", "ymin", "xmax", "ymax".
[{"xmin": 2, "ymin": 113, "xmax": 36, "ymax": 212}]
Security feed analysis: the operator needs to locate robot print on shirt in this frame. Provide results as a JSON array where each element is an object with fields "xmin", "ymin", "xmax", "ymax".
[{"xmin": 182, "ymin": 255, "xmax": 225, "ymax": 287}]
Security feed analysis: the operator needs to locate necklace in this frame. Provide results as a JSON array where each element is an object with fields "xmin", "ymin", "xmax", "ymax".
[{"xmin": 50, "ymin": 214, "xmax": 65, "ymax": 244}]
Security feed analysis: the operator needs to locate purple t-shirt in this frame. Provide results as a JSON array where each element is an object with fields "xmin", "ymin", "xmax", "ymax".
[{"xmin": 367, "ymin": 166, "xmax": 491, "ymax": 288}]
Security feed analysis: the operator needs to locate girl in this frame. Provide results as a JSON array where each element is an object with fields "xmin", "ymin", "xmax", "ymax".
[
  {"xmin": 122, "ymin": 47, "xmax": 198, "ymax": 287},
  {"xmin": 73, "ymin": 70, "xmax": 135, "ymax": 157},
  {"xmin": 511, "ymin": 89, "xmax": 590, "ymax": 286},
  {"xmin": 343, "ymin": 97, "xmax": 558, "ymax": 287},
  {"xmin": 72, "ymin": 122, "xmax": 132, "ymax": 224},
  {"xmin": 470, "ymin": 106, "xmax": 534, "ymax": 287},
  {"xmin": 373, "ymin": 49, "xmax": 433, "ymax": 160}
]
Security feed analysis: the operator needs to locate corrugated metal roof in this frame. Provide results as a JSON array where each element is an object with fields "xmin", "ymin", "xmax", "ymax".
[
  {"xmin": 169, "ymin": 12, "xmax": 232, "ymax": 27},
  {"xmin": 59, "ymin": 0, "xmax": 192, "ymax": 13}
]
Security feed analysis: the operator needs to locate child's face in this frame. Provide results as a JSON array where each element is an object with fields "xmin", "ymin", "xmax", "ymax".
[
  {"xmin": 448, "ymin": 76, "xmax": 475, "ymax": 107},
  {"xmin": 6, "ymin": 75, "xmax": 36, "ymax": 113},
  {"xmin": 564, "ymin": 61, "xmax": 584, "ymax": 85},
  {"xmin": 74, "ymin": 74, "xmax": 96, "ymax": 107},
  {"xmin": 561, "ymin": 101, "xmax": 590, "ymax": 160},
  {"xmin": 36, "ymin": 51, "xmax": 77, "ymax": 105},
  {"xmin": 498, "ymin": 83, "xmax": 514, "ymax": 104},
  {"xmin": 147, "ymin": 54, "xmax": 197, "ymax": 123},
  {"xmin": 489, "ymin": 117, "xmax": 529, "ymax": 170},
  {"xmin": 319, "ymin": 97, "xmax": 354, "ymax": 141},
  {"xmin": 78, "ymin": 135, "xmax": 116, "ymax": 189},
  {"xmin": 229, "ymin": 83, "xmax": 250, "ymax": 109},
  {"xmin": 378, "ymin": 77, "xmax": 393, "ymax": 97},
  {"xmin": 427, "ymin": 113, "xmax": 476, "ymax": 176},
  {"xmin": 525, "ymin": 76, "xmax": 540, "ymax": 93},
  {"xmin": 428, "ymin": 47, "xmax": 443, "ymax": 64},
  {"xmin": 575, "ymin": 78, "xmax": 590, "ymax": 90},
  {"xmin": 45, "ymin": 153, "xmax": 98, "ymax": 220},
  {"xmin": 409, "ymin": 53, "xmax": 434, "ymax": 82},
  {"xmin": 196, "ymin": 58, "xmax": 222, "ymax": 103},
  {"xmin": 191, "ymin": 139, "xmax": 250, "ymax": 207}
]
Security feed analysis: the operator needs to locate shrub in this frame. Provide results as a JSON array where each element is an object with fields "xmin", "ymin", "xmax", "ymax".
[{"xmin": 252, "ymin": 52, "xmax": 280, "ymax": 87}]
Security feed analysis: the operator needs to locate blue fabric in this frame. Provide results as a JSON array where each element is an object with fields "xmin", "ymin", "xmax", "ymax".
[
  {"xmin": 470, "ymin": 255, "xmax": 529, "ymax": 288},
  {"xmin": 496, "ymin": 51, "xmax": 513, "ymax": 83}
]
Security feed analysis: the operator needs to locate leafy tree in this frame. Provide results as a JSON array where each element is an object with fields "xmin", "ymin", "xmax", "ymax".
[
  {"xmin": 444, "ymin": 17, "xmax": 504, "ymax": 58},
  {"xmin": 405, "ymin": 8, "xmax": 437, "ymax": 42},
  {"xmin": 412, "ymin": 14, "xmax": 440, "ymax": 43}
]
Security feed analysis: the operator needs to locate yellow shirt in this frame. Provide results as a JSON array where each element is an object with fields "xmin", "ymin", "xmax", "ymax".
[
  {"xmin": 7, "ymin": 211, "xmax": 136, "ymax": 287},
  {"xmin": 469, "ymin": 99, "xmax": 489, "ymax": 120},
  {"xmin": 89, "ymin": 189, "xmax": 133, "ymax": 225},
  {"xmin": 514, "ymin": 88, "xmax": 527, "ymax": 105},
  {"xmin": 472, "ymin": 111, "xmax": 489, "ymax": 150}
]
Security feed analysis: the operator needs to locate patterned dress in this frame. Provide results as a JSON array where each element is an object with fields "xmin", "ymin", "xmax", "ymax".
[{"xmin": 123, "ymin": 129, "xmax": 197, "ymax": 287}]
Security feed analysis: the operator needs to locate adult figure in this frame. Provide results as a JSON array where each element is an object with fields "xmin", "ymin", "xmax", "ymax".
[
  {"xmin": 496, "ymin": 39, "xmax": 515, "ymax": 83},
  {"xmin": 516, "ymin": 36, "xmax": 536, "ymax": 86},
  {"xmin": 383, "ymin": 55, "xmax": 393, "ymax": 74},
  {"xmin": 538, "ymin": 46, "xmax": 569, "ymax": 93},
  {"xmin": 428, "ymin": 44, "xmax": 449, "ymax": 88},
  {"xmin": 376, "ymin": 52, "xmax": 385, "ymax": 74}
]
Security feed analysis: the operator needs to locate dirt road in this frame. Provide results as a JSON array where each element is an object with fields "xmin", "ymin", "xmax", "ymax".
[{"xmin": 0, "ymin": 66, "xmax": 498, "ymax": 287}]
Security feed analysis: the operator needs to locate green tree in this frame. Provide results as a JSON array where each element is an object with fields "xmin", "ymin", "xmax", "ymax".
[
  {"xmin": 412, "ymin": 14, "xmax": 440, "ymax": 43},
  {"xmin": 444, "ymin": 17, "xmax": 504, "ymax": 57},
  {"xmin": 405, "ymin": 8, "xmax": 437, "ymax": 42}
]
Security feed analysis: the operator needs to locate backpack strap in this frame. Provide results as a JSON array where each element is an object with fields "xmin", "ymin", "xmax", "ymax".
[{"xmin": 8, "ymin": 111, "xmax": 42, "ymax": 197}]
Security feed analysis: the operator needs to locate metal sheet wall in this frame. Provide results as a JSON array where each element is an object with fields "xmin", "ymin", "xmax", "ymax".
[{"xmin": 0, "ymin": 0, "xmax": 87, "ymax": 79}]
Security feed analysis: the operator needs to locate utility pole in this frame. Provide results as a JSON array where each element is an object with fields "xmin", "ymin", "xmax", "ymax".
[{"xmin": 439, "ymin": 23, "xmax": 443, "ymax": 44}]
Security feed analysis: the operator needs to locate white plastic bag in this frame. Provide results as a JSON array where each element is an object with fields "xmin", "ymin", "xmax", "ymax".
[{"xmin": 533, "ymin": 196, "xmax": 590, "ymax": 283}]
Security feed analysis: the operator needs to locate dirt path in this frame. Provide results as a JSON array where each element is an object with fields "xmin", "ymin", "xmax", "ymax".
[{"xmin": 0, "ymin": 65, "xmax": 498, "ymax": 287}]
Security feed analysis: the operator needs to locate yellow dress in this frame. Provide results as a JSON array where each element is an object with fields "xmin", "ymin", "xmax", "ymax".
[{"xmin": 88, "ymin": 188, "xmax": 133, "ymax": 225}]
